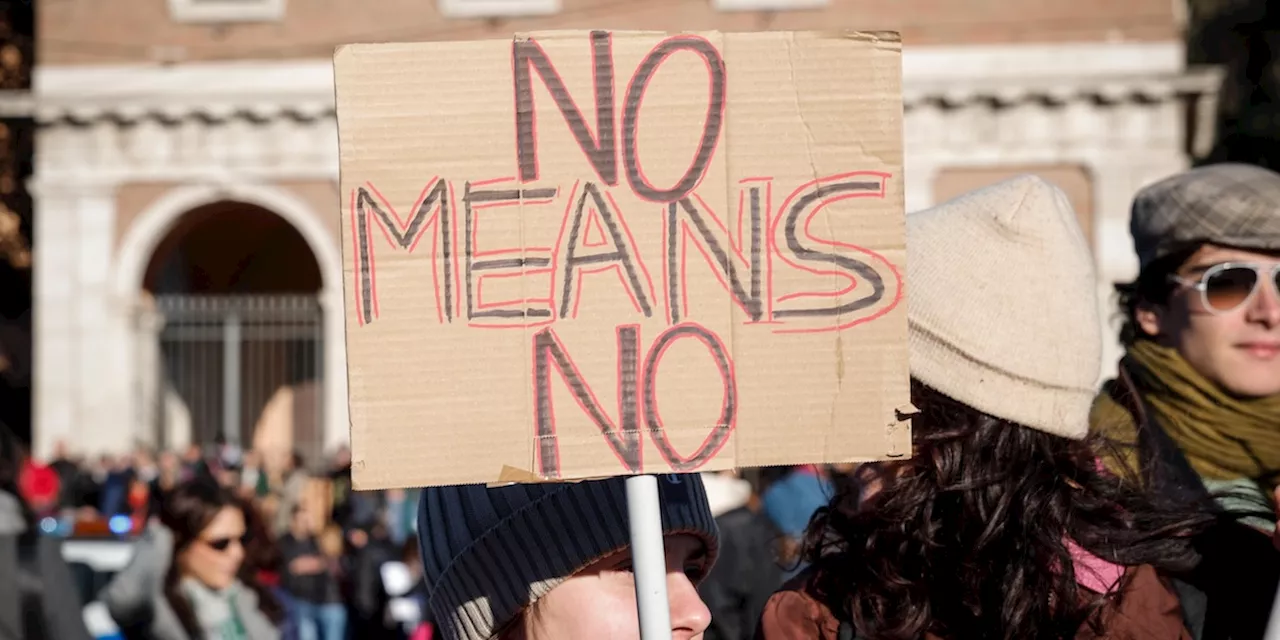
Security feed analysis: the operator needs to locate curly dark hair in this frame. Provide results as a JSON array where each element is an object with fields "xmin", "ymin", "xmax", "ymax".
[{"xmin": 803, "ymin": 381, "xmax": 1217, "ymax": 640}]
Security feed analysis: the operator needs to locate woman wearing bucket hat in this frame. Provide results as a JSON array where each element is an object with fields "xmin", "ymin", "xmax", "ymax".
[
  {"xmin": 756, "ymin": 176, "xmax": 1267, "ymax": 639},
  {"xmin": 417, "ymin": 473, "xmax": 719, "ymax": 640}
]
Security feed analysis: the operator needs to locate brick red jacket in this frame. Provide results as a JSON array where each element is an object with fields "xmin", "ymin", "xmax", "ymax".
[{"xmin": 755, "ymin": 564, "xmax": 1192, "ymax": 640}]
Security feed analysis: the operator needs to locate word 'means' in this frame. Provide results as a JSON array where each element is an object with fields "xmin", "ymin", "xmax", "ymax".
[{"xmin": 350, "ymin": 173, "xmax": 891, "ymax": 330}]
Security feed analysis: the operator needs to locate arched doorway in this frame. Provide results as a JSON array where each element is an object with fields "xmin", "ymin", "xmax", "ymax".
[{"xmin": 140, "ymin": 200, "xmax": 326, "ymax": 465}]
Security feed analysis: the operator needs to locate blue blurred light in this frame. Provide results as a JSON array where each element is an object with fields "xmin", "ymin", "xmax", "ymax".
[
  {"xmin": 108, "ymin": 515, "xmax": 133, "ymax": 535},
  {"xmin": 39, "ymin": 517, "xmax": 57, "ymax": 534}
]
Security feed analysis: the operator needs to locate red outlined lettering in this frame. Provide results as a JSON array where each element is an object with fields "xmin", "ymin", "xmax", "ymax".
[
  {"xmin": 641, "ymin": 323, "xmax": 737, "ymax": 472},
  {"xmin": 350, "ymin": 178, "xmax": 454, "ymax": 327},
  {"xmin": 570, "ymin": 264, "xmax": 645, "ymax": 319},
  {"xmin": 532, "ymin": 325, "xmax": 642, "ymax": 479},
  {"xmin": 663, "ymin": 192, "xmax": 764, "ymax": 324},
  {"xmin": 462, "ymin": 180, "xmax": 559, "ymax": 324},
  {"xmin": 530, "ymin": 322, "xmax": 736, "ymax": 478},
  {"xmin": 557, "ymin": 182, "xmax": 655, "ymax": 320},
  {"xmin": 513, "ymin": 31, "xmax": 618, "ymax": 185},
  {"xmin": 621, "ymin": 35, "xmax": 727, "ymax": 203},
  {"xmin": 769, "ymin": 171, "xmax": 905, "ymax": 334}
]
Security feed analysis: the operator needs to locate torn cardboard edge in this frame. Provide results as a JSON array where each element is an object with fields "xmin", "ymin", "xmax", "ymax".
[
  {"xmin": 884, "ymin": 402, "xmax": 920, "ymax": 459},
  {"xmin": 895, "ymin": 403, "xmax": 920, "ymax": 421}
]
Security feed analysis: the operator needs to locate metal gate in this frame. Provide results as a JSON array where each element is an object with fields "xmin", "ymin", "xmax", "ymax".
[{"xmin": 138, "ymin": 295, "xmax": 325, "ymax": 464}]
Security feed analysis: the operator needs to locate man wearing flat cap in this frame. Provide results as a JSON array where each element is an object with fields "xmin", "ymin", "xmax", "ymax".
[{"xmin": 1093, "ymin": 163, "xmax": 1280, "ymax": 536}]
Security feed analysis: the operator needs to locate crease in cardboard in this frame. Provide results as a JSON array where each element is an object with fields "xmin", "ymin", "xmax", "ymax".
[
  {"xmin": 822, "ymin": 305, "xmax": 845, "ymax": 458},
  {"xmin": 521, "ymin": 208, "xmax": 533, "ymax": 483},
  {"xmin": 783, "ymin": 34, "xmax": 822, "ymax": 188},
  {"xmin": 722, "ymin": 33, "xmax": 741, "ymax": 474}
]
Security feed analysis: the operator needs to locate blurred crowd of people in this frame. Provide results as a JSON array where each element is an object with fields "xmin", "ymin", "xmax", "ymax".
[
  {"xmin": 9, "ymin": 437, "xmax": 429, "ymax": 640},
  {"xmin": 2, "ymin": 427, "xmax": 846, "ymax": 640}
]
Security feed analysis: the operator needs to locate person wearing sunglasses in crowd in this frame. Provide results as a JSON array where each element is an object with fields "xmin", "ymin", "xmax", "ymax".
[
  {"xmin": 103, "ymin": 479, "xmax": 282, "ymax": 640},
  {"xmin": 1093, "ymin": 163, "xmax": 1280, "ymax": 533}
]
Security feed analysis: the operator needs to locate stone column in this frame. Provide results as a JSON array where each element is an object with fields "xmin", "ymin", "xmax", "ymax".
[
  {"xmin": 31, "ymin": 179, "xmax": 126, "ymax": 458},
  {"xmin": 31, "ymin": 182, "xmax": 77, "ymax": 460},
  {"xmin": 902, "ymin": 157, "xmax": 939, "ymax": 213},
  {"xmin": 133, "ymin": 298, "xmax": 174, "ymax": 450},
  {"xmin": 321, "ymin": 287, "xmax": 351, "ymax": 455},
  {"xmin": 903, "ymin": 104, "xmax": 944, "ymax": 212}
]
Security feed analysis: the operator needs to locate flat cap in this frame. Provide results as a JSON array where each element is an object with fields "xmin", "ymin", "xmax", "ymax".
[{"xmin": 1131, "ymin": 163, "xmax": 1280, "ymax": 269}]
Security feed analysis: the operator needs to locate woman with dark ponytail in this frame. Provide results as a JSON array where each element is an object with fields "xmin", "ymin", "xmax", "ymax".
[{"xmin": 757, "ymin": 176, "xmax": 1278, "ymax": 640}]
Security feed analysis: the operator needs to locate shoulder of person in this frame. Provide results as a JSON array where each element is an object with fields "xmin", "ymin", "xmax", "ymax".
[
  {"xmin": 1087, "ymin": 564, "xmax": 1195, "ymax": 638},
  {"xmin": 101, "ymin": 522, "xmax": 176, "ymax": 627},
  {"xmin": 0, "ymin": 490, "xmax": 26, "ymax": 536},
  {"xmin": 756, "ymin": 569, "xmax": 841, "ymax": 640},
  {"xmin": 231, "ymin": 584, "xmax": 281, "ymax": 640}
]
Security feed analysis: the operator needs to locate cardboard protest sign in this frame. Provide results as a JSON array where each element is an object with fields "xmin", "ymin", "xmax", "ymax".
[{"xmin": 334, "ymin": 30, "xmax": 911, "ymax": 490}]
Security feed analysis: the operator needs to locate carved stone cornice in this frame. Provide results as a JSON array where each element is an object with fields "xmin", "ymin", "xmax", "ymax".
[{"xmin": 16, "ymin": 42, "xmax": 1221, "ymax": 184}]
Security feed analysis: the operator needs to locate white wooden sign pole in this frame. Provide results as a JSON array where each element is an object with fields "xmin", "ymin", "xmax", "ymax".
[
  {"xmin": 1264, "ymin": 581, "xmax": 1280, "ymax": 640},
  {"xmin": 627, "ymin": 474, "xmax": 673, "ymax": 640}
]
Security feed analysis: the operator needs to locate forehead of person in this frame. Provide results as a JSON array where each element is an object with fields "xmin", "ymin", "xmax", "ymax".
[
  {"xmin": 416, "ymin": 474, "xmax": 720, "ymax": 640},
  {"xmin": 1129, "ymin": 163, "xmax": 1280, "ymax": 398}
]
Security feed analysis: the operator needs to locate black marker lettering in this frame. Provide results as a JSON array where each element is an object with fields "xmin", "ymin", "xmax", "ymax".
[
  {"xmin": 665, "ymin": 196, "xmax": 763, "ymax": 323},
  {"xmin": 622, "ymin": 37, "xmax": 726, "ymax": 202},
  {"xmin": 513, "ymin": 31, "xmax": 617, "ymax": 185},
  {"xmin": 642, "ymin": 324, "xmax": 736, "ymax": 472},
  {"xmin": 532, "ymin": 326, "xmax": 642, "ymax": 479},
  {"xmin": 773, "ymin": 180, "xmax": 886, "ymax": 319},
  {"xmin": 749, "ymin": 186, "xmax": 764, "ymax": 312},
  {"xmin": 463, "ymin": 183, "xmax": 559, "ymax": 320},
  {"xmin": 560, "ymin": 182, "xmax": 653, "ymax": 319},
  {"xmin": 352, "ymin": 181, "xmax": 453, "ymax": 326}
]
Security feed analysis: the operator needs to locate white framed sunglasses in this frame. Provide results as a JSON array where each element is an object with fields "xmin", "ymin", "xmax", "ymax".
[{"xmin": 1169, "ymin": 262, "xmax": 1280, "ymax": 314}]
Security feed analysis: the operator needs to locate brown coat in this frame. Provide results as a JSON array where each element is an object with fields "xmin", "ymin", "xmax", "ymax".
[{"xmin": 756, "ymin": 564, "xmax": 1191, "ymax": 640}]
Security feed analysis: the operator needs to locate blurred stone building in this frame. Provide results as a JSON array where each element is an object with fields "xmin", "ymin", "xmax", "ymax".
[{"xmin": 22, "ymin": 0, "xmax": 1220, "ymax": 459}]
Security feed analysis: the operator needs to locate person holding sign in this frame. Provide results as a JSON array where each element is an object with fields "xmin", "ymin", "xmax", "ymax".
[
  {"xmin": 757, "ymin": 176, "xmax": 1238, "ymax": 639},
  {"xmin": 416, "ymin": 473, "xmax": 719, "ymax": 640}
]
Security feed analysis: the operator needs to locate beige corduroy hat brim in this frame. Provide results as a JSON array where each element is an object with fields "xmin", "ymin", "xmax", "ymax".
[{"xmin": 906, "ymin": 175, "xmax": 1102, "ymax": 439}]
